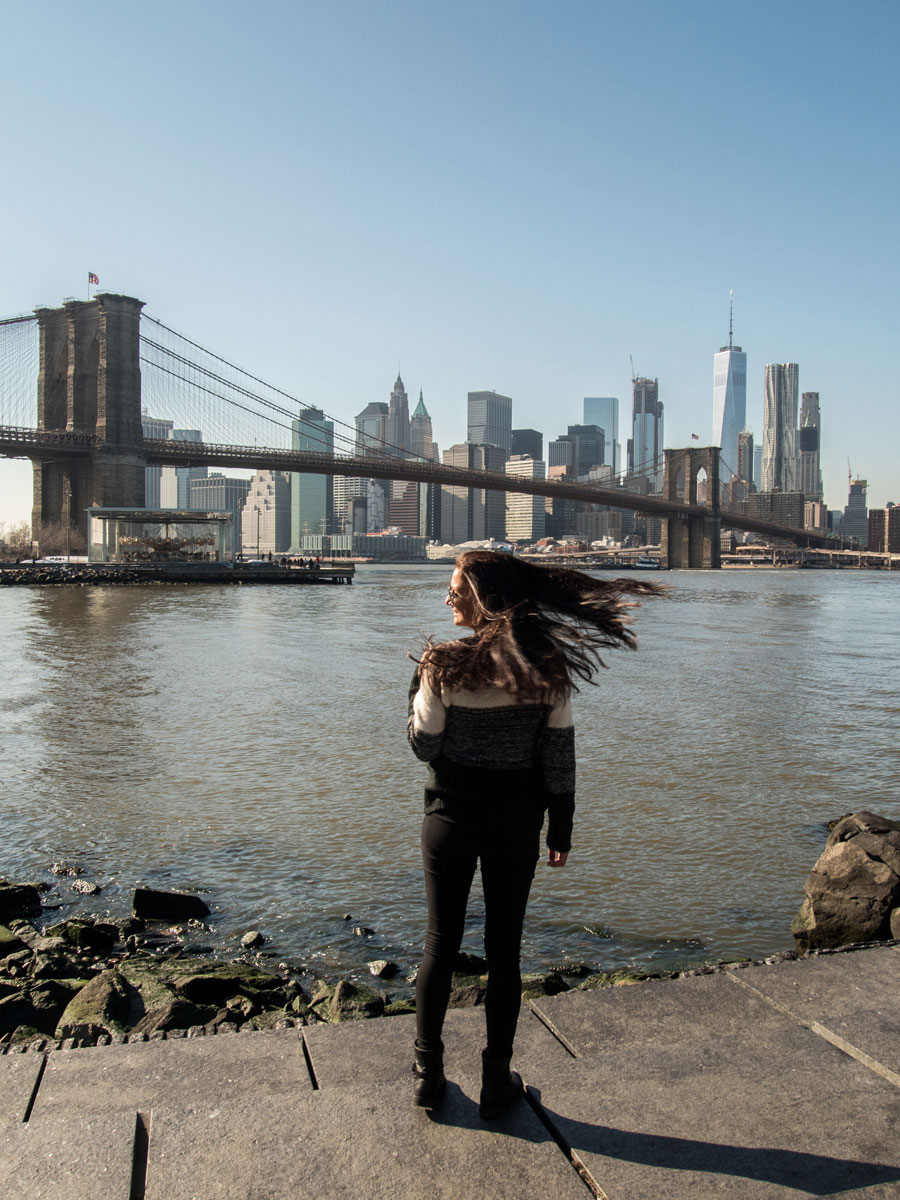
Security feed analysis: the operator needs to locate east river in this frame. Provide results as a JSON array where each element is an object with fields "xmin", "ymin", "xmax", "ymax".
[{"xmin": 1, "ymin": 565, "xmax": 898, "ymax": 985}]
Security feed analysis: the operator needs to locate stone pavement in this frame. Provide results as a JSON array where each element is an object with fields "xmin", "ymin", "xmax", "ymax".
[{"xmin": 1, "ymin": 944, "xmax": 899, "ymax": 1200}]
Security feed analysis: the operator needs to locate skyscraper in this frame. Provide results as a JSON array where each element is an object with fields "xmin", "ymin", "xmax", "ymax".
[
  {"xmin": 511, "ymin": 429, "xmax": 543, "ymax": 460},
  {"xmin": 712, "ymin": 297, "xmax": 747, "ymax": 484},
  {"xmin": 355, "ymin": 401, "xmax": 389, "ymax": 531},
  {"xmin": 440, "ymin": 443, "xmax": 506, "ymax": 543},
  {"xmin": 242, "ymin": 471, "xmax": 291, "ymax": 556},
  {"xmin": 629, "ymin": 377, "xmax": 664, "ymax": 491},
  {"xmin": 141, "ymin": 413, "xmax": 173, "ymax": 508},
  {"xmin": 388, "ymin": 374, "xmax": 410, "ymax": 452},
  {"xmin": 467, "ymin": 391, "xmax": 512, "ymax": 452},
  {"xmin": 409, "ymin": 389, "xmax": 433, "ymax": 460},
  {"xmin": 566, "ymin": 425, "xmax": 605, "ymax": 478},
  {"xmin": 505, "ymin": 456, "xmax": 546, "ymax": 542},
  {"xmin": 737, "ymin": 429, "xmax": 755, "ymax": 487},
  {"xmin": 798, "ymin": 392, "xmax": 823, "ymax": 501},
  {"xmin": 841, "ymin": 478, "xmax": 868, "ymax": 547},
  {"xmin": 583, "ymin": 398, "xmax": 619, "ymax": 472},
  {"xmin": 762, "ymin": 363, "xmax": 799, "ymax": 492},
  {"xmin": 291, "ymin": 407, "xmax": 334, "ymax": 547}
]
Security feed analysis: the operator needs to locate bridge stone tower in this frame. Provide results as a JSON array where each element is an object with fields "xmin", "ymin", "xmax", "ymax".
[
  {"xmin": 661, "ymin": 446, "xmax": 721, "ymax": 569},
  {"xmin": 32, "ymin": 294, "xmax": 147, "ymax": 550}
]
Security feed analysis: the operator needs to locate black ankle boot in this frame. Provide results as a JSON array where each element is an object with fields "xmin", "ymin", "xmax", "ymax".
[
  {"xmin": 412, "ymin": 1044, "xmax": 446, "ymax": 1109},
  {"xmin": 479, "ymin": 1050, "xmax": 523, "ymax": 1119}
]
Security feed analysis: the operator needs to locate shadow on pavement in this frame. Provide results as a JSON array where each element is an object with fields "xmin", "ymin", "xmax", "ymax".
[{"xmin": 525, "ymin": 1087, "xmax": 900, "ymax": 1196}]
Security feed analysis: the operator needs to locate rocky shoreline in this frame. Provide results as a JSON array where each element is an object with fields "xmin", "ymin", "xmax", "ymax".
[
  {"xmin": 5, "ymin": 811, "xmax": 898, "ymax": 1053},
  {"xmin": 0, "ymin": 874, "xmax": 768, "ymax": 1053}
]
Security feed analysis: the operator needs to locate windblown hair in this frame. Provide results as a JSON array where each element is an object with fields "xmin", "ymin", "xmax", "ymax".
[{"xmin": 420, "ymin": 550, "xmax": 664, "ymax": 700}]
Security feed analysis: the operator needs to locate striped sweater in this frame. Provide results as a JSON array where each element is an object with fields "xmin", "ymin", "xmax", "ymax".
[{"xmin": 407, "ymin": 666, "xmax": 576, "ymax": 852}]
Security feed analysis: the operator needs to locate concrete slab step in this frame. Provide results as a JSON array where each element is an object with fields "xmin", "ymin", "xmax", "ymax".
[
  {"xmin": 0, "ymin": 1110, "xmax": 136, "ymax": 1200},
  {"xmin": 143, "ymin": 1075, "xmax": 589, "ymax": 1200},
  {"xmin": 0, "ymin": 1051, "xmax": 44, "ymax": 1125},
  {"xmin": 522, "ymin": 1020, "xmax": 900, "ymax": 1199},
  {"xmin": 28, "ymin": 1030, "xmax": 311, "ymax": 1119}
]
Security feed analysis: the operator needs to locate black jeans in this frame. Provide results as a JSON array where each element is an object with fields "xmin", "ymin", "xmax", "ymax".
[{"xmin": 416, "ymin": 807, "xmax": 541, "ymax": 1059}]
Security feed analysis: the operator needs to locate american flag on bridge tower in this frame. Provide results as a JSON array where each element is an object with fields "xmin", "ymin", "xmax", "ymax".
[
  {"xmin": 691, "ymin": 433, "xmax": 699, "ymax": 440},
  {"xmin": 88, "ymin": 272, "xmax": 99, "ymax": 285}
]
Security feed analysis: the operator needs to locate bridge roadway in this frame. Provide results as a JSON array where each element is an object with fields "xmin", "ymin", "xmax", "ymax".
[{"xmin": 0, "ymin": 424, "xmax": 833, "ymax": 549}]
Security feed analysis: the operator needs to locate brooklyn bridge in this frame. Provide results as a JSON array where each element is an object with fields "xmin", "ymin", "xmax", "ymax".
[{"xmin": 0, "ymin": 293, "xmax": 832, "ymax": 567}]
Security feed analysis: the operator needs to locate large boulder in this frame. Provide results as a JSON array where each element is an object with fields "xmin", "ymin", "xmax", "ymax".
[
  {"xmin": 792, "ymin": 812, "xmax": 900, "ymax": 952},
  {"xmin": 55, "ymin": 969, "xmax": 131, "ymax": 1040}
]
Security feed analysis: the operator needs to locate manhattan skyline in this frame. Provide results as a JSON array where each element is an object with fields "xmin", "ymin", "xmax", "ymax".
[{"xmin": 0, "ymin": 0, "xmax": 897, "ymax": 523}]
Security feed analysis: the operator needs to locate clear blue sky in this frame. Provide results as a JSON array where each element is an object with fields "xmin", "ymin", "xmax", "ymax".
[{"xmin": 2, "ymin": 0, "xmax": 898, "ymax": 523}]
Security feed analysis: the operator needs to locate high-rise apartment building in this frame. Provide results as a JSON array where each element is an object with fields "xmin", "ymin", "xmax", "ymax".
[
  {"xmin": 291, "ymin": 408, "xmax": 334, "ymax": 547},
  {"xmin": 761, "ymin": 363, "xmax": 799, "ymax": 492},
  {"xmin": 798, "ymin": 392, "xmax": 823, "ymax": 501},
  {"xmin": 388, "ymin": 374, "xmax": 410, "ymax": 452},
  {"xmin": 629, "ymin": 377, "xmax": 664, "ymax": 491},
  {"xmin": 241, "ymin": 471, "xmax": 291, "ymax": 556},
  {"xmin": 511, "ymin": 429, "xmax": 543, "ymax": 461},
  {"xmin": 712, "ymin": 301, "xmax": 747, "ymax": 483},
  {"xmin": 868, "ymin": 504, "xmax": 900, "ymax": 553},
  {"xmin": 583, "ymin": 398, "xmax": 619, "ymax": 472},
  {"xmin": 505, "ymin": 456, "xmax": 546, "ymax": 542},
  {"xmin": 467, "ymin": 391, "xmax": 512, "ymax": 453}
]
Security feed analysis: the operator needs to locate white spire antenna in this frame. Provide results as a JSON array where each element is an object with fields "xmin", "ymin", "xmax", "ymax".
[{"xmin": 728, "ymin": 290, "xmax": 734, "ymax": 349}]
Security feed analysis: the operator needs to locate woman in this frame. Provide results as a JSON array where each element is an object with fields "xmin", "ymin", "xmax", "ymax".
[{"xmin": 407, "ymin": 549, "xmax": 661, "ymax": 1117}]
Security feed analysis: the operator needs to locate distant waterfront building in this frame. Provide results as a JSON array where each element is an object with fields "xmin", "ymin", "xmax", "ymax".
[
  {"xmin": 241, "ymin": 471, "xmax": 291, "ymax": 556},
  {"xmin": 740, "ymin": 491, "xmax": 805, "ymax": 529},
  {"xmin": 583, "ymin": 397, "xmax": 619, "ymax": 473},
  {"xmin": 511, "ymin": 428, "xmax": 543, "ymax": 461},
  {"xmin": 291, "ymin": 408, "xmax": 334, "ymax": 547},
  {"xmin": 761, "ymin": 363, "xmax": 799, "ymax": 492},
  {"xmin": 712, "ymin": 299, "xmax": 747, "ymax": 486},
  {"xmin": 841, "ymin": 479, "xmax": 868, "ymax": 547},
  {"xmin": 189, "ymin": 473, "xmax": 251, "ymax": 555},
  {"xmin": 868, "ymin": 504, "xmax": 900, "ymax": 553},
  {"xmin": 798, "ymin": 392, "xmax": 824, "ymax": 501},
  {"xmin": 629, "ymin": 377, "xmax": 664, "ymax": 491},
  {"xmin": 504, "ymin": 455, "xmax": 546, "ymax": 542},
  {"xmin": 468, "ymin": 390, "xmax": 512, "ymax": 453}
]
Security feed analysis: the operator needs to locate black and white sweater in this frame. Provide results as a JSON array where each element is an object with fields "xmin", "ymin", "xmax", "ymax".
[{"xmin": 407, "ymin": 667, "xmax": 576, "ymax": 852}]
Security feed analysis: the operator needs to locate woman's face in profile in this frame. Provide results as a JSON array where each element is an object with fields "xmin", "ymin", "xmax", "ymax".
[{"xmin": 446, "ymin": 567, "xmax": 475, "ymax": 628}]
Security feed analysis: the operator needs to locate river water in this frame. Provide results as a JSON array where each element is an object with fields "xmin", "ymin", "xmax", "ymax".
[{"xmin": 1, "ymin": 566, "xmax": 898, "ymax": 985}]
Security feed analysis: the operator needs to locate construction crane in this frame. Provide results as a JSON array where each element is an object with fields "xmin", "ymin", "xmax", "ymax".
[{"xmin": 629, "ymin": 354, "xmax": 636, "ymax": 383}]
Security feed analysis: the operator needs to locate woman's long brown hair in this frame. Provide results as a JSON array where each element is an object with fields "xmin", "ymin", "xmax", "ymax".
[{"xmin": 419, "ymin": 550, "xmax": 665, "ymax": 700}]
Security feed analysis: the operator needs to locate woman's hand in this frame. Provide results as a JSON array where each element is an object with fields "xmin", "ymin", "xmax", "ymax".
[{"xmin": 547, "ymin": 849, "xmax": 568, "ymax": 868}]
